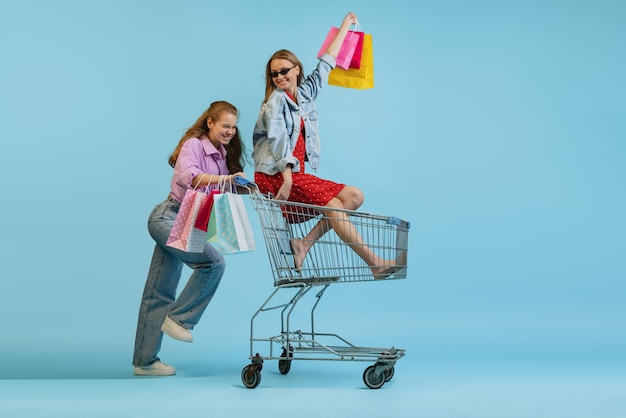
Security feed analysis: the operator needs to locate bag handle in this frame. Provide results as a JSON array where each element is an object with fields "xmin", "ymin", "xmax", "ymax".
[
  {"xmin": 206, "ymin": 175, "xmax": 216, "ymax": 192},
  {"xmin": 224, "ymin": 175, "xmax": 237, "ymax": 194},
  {"xmin": 192, "ymin": 173, "xmax": 207, "ymax": 191},
  {"xmin": 214, "ymin": 175, "xmax": 229, "ymax": 193}
]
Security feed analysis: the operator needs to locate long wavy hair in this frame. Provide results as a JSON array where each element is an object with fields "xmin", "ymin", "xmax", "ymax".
[
  {"xmin": 263, "ymin": 49, "xmax": 305, "ymax": 104},
  {"xmin": 168, "ymin": 101, "xmax": 246, "ymax": 173}
]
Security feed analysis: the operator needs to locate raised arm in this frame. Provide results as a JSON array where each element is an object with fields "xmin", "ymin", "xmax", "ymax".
[{"xmin": 324, "ymin": 12, "xmax": 358, "ymax": 59}]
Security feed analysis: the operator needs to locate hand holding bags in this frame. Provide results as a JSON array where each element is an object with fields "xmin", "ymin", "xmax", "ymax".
[
  {"xmin": 167, "ymin": 175, "xmax": 257, "ymax": 255},
  {"xmin": 328, "ymin": 31, "xmax": 374, "ymax": 89},
  {"xmin": 317, "ymin": 24, "xmax": 362, "ymax": 70},
  {"xmin": 206, "ymin": 189, "xmax": 256, "ymax": 255}
]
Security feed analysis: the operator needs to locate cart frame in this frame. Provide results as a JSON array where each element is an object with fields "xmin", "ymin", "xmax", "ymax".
[{"xmin": 234, "ymin": 177, "xmax": 409, "ymax": 389}]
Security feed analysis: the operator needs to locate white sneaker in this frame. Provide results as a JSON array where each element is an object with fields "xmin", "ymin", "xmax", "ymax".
[
  {"xmin": 134, "ymin": 361, "xmax": 176, "ymax": 376},
  {"xmin": 161, "ymin": 316, "xmax": 193, "ymax": 343}
]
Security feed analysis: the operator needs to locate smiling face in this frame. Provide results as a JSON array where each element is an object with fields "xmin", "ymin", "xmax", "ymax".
[
  {"xmin": 269, "ymin": 58, "xmax": 300, "ymax": 95},
  {"xmin": 206, "ymin": 111, "xmax": 237, "ymax": 148}
]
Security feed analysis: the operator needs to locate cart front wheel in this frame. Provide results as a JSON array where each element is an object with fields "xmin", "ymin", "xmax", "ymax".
[
  {"xmin": 241, "ymin": 365, "xmax": 261, "ymax": 389},
  {"xmin": 363, "ymin": 365, "xmax": 385, "ymax": 389}
]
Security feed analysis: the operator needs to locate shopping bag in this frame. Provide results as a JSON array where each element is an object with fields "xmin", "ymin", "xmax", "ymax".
[
  {"xmin": 206, "ymin": 192, "xmax": 256, "ymax": 255},
  {"xmin": 349, "ymin": 31, "xmax": 365, "ymax": 69},
  {"xmin": 194, "ymin": 189, "xmax": 221, "ymax": 232},
  {"xmin": 166, "ymin": 189, "xmax": 211, "ymax": 253},
  {"xmin": 317, "ymin": 27, "xmax": 361, "ymax": 70},
  {"xmin": 328, "ymin": 33, "xmax": 374, "ymax": 89}
]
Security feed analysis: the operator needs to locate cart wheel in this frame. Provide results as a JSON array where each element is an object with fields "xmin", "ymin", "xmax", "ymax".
[
  {"xmin": 278, "ymin": 348, "xmax": 293, "ymax": 375},
  {"xmin": 384, "ymin": 366, "xmax": 395, "ymax": 382},
  {"xmin": 278, "ymin": 359, "xmax": 291, "ymax": 375},
  {"xmin": 241, "ymin": 365, "xmax": 261, "ymax": 389},
  {"xmin": 363, "ymin": 365, "xmax": 385, "ymax": 389}
]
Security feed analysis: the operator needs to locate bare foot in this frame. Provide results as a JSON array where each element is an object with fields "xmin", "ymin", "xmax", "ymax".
[
  {"xmin": 290, "ymin": 238, "xmax": 307, "ymax": 271},
  {"xmin": 371, "ymin": 252, "xmax": 407, "ymax": 280},
  {"xmin": 372, "ymin": 265, "xmax": 398, "ymax": 280}
]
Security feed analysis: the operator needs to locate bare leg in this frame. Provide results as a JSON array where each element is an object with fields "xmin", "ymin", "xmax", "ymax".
[
  {"xmin": 322, "ymin": 207, "xmax": 390, "ymax": 273},
  {"xmin": 292, "ymin": 187, "xmax": 405, "ymax": 278},
  {"xmin": 291, "ymin": 186, "xmax": 363, "ymax": 270},
  {"xmin": 291, "ymin": 219, "xmax": 330, "ymax": 270},
  {"xmin": 324, "ymin": 207, "xmax": 406, "ymax": 279}
]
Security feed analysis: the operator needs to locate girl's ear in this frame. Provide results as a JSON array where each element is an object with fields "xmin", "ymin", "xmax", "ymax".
[{"xmin": 206, "ymin": 117, "xmax": 212, "ymax": 129}]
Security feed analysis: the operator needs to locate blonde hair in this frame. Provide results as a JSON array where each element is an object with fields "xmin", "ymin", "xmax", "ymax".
[{"xmin": 263, "ymin": 49, "xmax": 304, "ymax": 104}]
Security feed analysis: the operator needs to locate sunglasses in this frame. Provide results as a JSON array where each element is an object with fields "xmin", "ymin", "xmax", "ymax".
[{"xmin": 269, "ymin": 66, "xmax": 296, "ymax": 78}]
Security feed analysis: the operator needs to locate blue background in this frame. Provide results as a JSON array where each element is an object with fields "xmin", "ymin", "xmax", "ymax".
[{"xmin": 1, "ymin": 0, "xmax": 624, "ymax": 416}]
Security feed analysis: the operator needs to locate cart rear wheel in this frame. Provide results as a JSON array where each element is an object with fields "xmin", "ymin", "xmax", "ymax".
[
  {"xmin": 363, "ymin": 365, "xmax": 385, "ymax": 389},
  {"xmin": 241, "ymin": 365, "xmax": 261, "ymax": 389},
  {"xmin": 278, "ymin": 359, "xmax": 291, "ymax": 375},
  {"xmin": 384, "ymin": 366, "xmax": 395, "ymax": 382},
  {"xmin": 278, "ymin": 347, "xmax": 293, "ymax": 375}
]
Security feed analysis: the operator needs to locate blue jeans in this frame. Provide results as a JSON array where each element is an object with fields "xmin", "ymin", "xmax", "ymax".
[{"xmin": 133, "ymin": 198, "xmax": 226, "ymax": 366}]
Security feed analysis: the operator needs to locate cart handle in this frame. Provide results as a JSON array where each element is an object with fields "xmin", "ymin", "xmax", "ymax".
[{"xmin": 234, "ymin": 175, "xmax": 257, "ymax": 187}]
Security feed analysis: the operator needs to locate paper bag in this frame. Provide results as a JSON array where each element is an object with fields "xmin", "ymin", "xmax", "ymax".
[
  {"xmin": 206, "ymin": 192, "xmax": 256, "ymax": 255},
  {"xmin": 328, "ymin": 33, "xmax": 374, "ymax": 89}
]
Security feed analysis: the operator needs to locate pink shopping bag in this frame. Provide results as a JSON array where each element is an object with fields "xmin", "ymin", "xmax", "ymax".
[
  {"xmin": 166, "ymin": 188, "xmax": 211, "ymax": 253},
  {"xmin": 349, "ymin": 31, "xmax": 365, "ymax": 69},
  {"xmin": 317, "ymin": 27, "xmax": 361, "ymax": 70},
  {"xmin": 194, "ymin": 189, "xmax": 221, "ymax": 232}
]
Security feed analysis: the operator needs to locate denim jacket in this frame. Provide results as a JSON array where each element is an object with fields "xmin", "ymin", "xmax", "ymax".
[{"xmin": 252, "ymin": 53, "xmax": 336, "ymax": 175}]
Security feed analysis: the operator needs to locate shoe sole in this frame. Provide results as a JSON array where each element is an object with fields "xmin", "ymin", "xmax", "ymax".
[
  {"xmin": 161, "ymin": 319, "xmax": 193, "ymax": 343},
  {"xmin": 134, "ymin": 368, "xmax": 176, "ymax": 376}
]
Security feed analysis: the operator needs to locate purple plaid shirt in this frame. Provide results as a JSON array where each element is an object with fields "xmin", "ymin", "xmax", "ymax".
[{"xmin": 169, "ymin": 135, "xmax": 229, "ymax": 202}]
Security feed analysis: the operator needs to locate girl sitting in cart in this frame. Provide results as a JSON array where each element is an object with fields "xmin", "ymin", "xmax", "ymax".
[{"xmin": 252, "ymin": 12, "xmax": 405, "ymax": 279}]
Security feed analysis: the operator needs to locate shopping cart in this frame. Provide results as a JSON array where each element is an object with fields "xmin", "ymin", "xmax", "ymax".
[{"xmin": 234, "ymin": 176, "xmax": 410, "ymax": 389}]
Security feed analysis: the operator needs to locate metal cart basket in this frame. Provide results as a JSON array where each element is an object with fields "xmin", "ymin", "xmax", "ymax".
[{"xmin": 235, "ymin": 177, "xmax": 410, "ymax": 389}]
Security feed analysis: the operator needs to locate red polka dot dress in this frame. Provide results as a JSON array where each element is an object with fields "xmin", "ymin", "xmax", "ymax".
[{"xmin": 255, "ymin": 116, "xmax": 344, "ymax": 223}]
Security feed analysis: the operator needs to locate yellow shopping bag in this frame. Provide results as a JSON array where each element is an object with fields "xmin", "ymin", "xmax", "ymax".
[{"xmin": 328, "ymin": 33, "xmax": 374, "ymax": 89}]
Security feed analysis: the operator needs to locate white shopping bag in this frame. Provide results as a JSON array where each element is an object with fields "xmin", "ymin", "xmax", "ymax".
[{"xmin": 206, "ymin": 192, "xmax": 256, "ymax": 255}]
